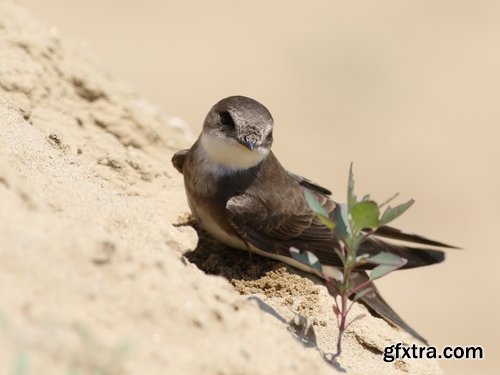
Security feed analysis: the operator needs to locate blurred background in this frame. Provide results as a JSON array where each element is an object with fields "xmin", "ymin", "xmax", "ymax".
[{"xmin": 20, "ymin": 0, "xmax": 499, "ymax": 373}]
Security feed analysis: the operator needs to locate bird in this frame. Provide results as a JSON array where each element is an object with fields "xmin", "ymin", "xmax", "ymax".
[{"xmin": 172, "ymin": 95, "xmax": 455, "ymax": 344}]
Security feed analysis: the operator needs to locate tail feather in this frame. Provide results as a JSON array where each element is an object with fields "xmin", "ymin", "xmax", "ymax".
[
  {"xmin": 394, "ymin": 245, "xmax": 445, "ymax": 269},
  {"xmin": 360, "ymin": 237, "xmax": 445, "ymax": 270},
  {"xmin": 374, "ymin": 226, "xmax": 459, "ymax": 249},
  {"xmin": 352, "ymin": 272, "xmax": 428, "ymax": 345}
]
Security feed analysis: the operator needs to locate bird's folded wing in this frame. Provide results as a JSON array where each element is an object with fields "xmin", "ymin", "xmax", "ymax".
[
  {"xmin": 226, "ymin": 180, "xmax": 448, "ymax": 270},
  {"xmin": 287, "ymin": 171, "xmax": 332, "ymax": 196},
  {"xmin": 226, "ymin": 190, "xmax": 345, "ymax": 267}
]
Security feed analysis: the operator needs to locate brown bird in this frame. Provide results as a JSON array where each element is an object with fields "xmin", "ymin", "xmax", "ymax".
[{"xmin": 172, "ymin": 95, "xmax": 455, "ymax": 344}]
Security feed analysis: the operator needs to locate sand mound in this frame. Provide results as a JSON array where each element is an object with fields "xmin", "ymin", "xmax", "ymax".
[{"xmin": 0, "ymin": 2, "xmax": 441, "ymax": 374}]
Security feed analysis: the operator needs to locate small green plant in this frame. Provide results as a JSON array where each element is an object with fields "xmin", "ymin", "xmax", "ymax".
[{"xmin": 290, "ymin": 164, "xmax": 413, "ymax": 356}]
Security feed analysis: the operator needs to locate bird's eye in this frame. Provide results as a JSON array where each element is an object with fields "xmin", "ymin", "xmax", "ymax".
[{"xmin": 219, "ymin": 111, "xmax": 235, "ymax": 127}]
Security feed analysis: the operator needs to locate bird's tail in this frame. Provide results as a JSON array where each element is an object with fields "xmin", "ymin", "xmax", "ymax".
[{"xmin": 352, "ymin": 272, "xmax": 428, "ymax": 345}]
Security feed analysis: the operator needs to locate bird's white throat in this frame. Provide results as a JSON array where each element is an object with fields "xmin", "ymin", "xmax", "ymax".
[{"xmin": 199, "ymin": 131, "xmax": 269, "ymax": 170}]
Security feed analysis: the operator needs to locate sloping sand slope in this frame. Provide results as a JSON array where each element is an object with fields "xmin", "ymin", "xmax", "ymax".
[{"xmin": 0, "ymin": 3, "xmax": 441, "ymax": 374}]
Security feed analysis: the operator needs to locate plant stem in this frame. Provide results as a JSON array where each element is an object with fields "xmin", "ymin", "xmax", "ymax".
[
  {"xmin": 336, "ymin": 292, "xmax": 348, "ymax": 355},
  {"xmin": 335, "ymin": 260, "xmax": 354, "ymax": 356}
]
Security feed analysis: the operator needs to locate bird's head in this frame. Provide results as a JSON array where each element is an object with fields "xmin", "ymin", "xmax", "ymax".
[{"xmin": 200, "ymin": 96, "xmax": 274, "ymax": 170}]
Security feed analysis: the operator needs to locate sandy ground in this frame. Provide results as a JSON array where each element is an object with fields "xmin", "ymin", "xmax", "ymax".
[
  {"xmin": 3, "ymin": 0, "xmax": 499, "ymax": 373},
  {"xmin": 0, "ymin": 2, "xmax": 445, "ymax": 374}
]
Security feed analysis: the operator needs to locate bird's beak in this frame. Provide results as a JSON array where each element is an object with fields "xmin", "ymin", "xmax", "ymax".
[{"xmin": 240, "ymin": 138, "xmax": 257, "ymax": 151}]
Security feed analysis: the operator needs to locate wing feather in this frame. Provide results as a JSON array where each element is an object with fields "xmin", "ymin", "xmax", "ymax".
[{"xmin": 226, "ymin": 168, "xmax": 448, "ymax": 270}]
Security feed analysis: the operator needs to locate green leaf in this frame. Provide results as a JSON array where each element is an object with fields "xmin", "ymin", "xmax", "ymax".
[
  {"xmin": 304, "ymin": 190, "xmax": 335, "ymax": 230},
  {"xmin": 325, "ymin": 279, "xmax": 341, "ymax": 296},
  {"xmin": 14, "ymin": 350, "xmax": 29, "ymax": 375},
  {"xmin": 355, "ymin": 254, "xmax": 370, "ymax": 265},
  {"xmin": 304, "ymin": 190, "xmax": 329, "ymax": 217},
  {"xmin": 347, "ymin": 313, "xmax": 367, "ymax": 326},
  {"xmin": 367, "ymin": 252, "xmax": 405, "ymax": 266},
  {"xmin": 350, "ymin": 201, "xmax": 380, "ymax": 229},
  {"xmin": 318, "ymin": 215, "xmax": 336, "ymax": 230},
  {"xmin": 361, "ymin": 194, "xmax": 371, "ymax": 202},
  {"xmin": 369, "ymin": 256, "xmax": 407, "ymax": 280},
  {"xmin": 290, "ymin": 247, "xmax": 322, "ymax": 273},
  {"xmin": 378, "ymin": 192, "xmax": 399, "ymax": 209},
  {"xmin": 333, "ymin": 203, "xmax": 351, "ymax": 240},
  {"xmin": 332, "ymin": 304, "xmax": 340, "ymax": 316},
  {"xmin": 369, "ymin": 264, "xmax": 399, "ymax": 280},
  {"xmin": 347, "ymin": 163, "xmax": 357, "ymax": 208},
  {"xmin": 353, "ymin": 287, "xmax": 372, "ymax": 301},
  {"xmin": 380, "ymin": 199, "xmax": 415, "ymax": 226}
]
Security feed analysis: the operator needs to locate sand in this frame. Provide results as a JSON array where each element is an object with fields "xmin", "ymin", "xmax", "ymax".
[{"xmin": 0, "ymin": 2, "xmax": 443, "ymax": 374}]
